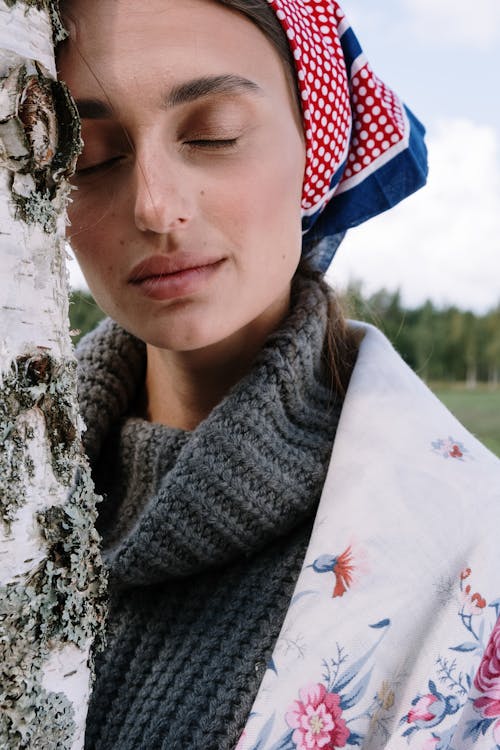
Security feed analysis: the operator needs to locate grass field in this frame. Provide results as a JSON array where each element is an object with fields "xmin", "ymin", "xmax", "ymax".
[{"xmin": 430, "ymin": 384, "xmax": 500, "ymax": 458}]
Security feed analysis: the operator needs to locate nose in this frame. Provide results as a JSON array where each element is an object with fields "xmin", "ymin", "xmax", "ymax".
[{"xmin": 133, "ymin": 148, "xmax": 193, "ymax": 234}]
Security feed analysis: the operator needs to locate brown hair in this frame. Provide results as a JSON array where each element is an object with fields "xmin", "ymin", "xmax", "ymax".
[
  {"xmin": 297, "ymin": 257, "xmax": 359, "ymax": 396},
  {"xmin": 217, "ymin": 1, "xmax": 358, "ymax": 395}
]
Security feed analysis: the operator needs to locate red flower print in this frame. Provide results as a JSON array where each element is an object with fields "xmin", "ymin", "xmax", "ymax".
[
  {"xmin": 461, "ymin": 586, "xmax": 487, "ymax": 616},
  {"xmin": 310, "ymin": 544, "xmax": 363, "ymax": 598},
  {"xmin": 286, "ymin": 683, "xmax": 349, "ymax": 750},
  {"xmin": 460, "ymin": 567, "xmax": 471, "ymax": 581},
  {"xmin": 332, "ymin": 546, "xmax": 355, "ymax": 598},
  {"xmin": 471, "ymin": 593, "xmax": 487, "ymax": 609},
  {"xmin": 431, "ymin": 437, "xmax": 467, "ymax": 460},
  {"xmin": 473, "ymin": 618, "xmax": 500, "ymax": 719}
]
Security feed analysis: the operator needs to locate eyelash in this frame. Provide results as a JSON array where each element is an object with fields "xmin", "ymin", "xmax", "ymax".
[
  {"xmin": 185, "ymin": 137, "xmax": 239, "ymax": 150},
  {"xmin": 75, "ymin": 156, "xmax": 123, "ymax": 177},
  {"xmin": 75, "ymin": 137, "xmax": 239, "ymax": 176}
]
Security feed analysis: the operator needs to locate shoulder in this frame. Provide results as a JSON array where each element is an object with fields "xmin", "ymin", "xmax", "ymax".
[
  {"xmin": 313, "ymin": 322, "xmax": 499, "ymax": 601},
  {"xmin": 333, "ymin": 320, "xmax": 500, "ymax": 493}
]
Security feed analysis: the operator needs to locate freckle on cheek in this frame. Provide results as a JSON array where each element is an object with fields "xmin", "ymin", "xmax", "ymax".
[{"xmin": 119, "ymin": 240, "xmax": 125, "ymax": 246}]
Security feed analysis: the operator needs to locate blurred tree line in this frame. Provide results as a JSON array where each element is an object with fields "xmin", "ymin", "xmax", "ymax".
[
  {"xmin": 70, "ymin": 286, "xmax": 500, "ymax": 385},
  {"xmin": 341, "ymin": 283, "xmax": 500, "ymax": 386}
]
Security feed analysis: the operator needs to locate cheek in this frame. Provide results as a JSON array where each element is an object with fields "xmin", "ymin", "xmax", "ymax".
[
  {"xmin": 66, "ymin": 185, "xmax": 123, "ymax": 280},
  {"xmin": 66, "ymin": 195, "xmax": 121, "ymax": 299},
  {"xmin": 67, "ymin": 175, "xmax": 124, "ymax": 241},
  {"xmin": 250, "ymin": 131, "xmax": 305, "ymax": 245},
  {"xmin": 207, "ymin": 136, "xmax": 304, "ymax": 258}
]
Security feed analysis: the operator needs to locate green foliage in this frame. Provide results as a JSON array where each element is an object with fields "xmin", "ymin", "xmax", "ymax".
[
  {"xmin": 69, "ymin": 291, "xmax": 105, "ymax": 345},
  {"xmin": 70, "ymin": 284, "xmax": 500, "ymax": 385},
  {"xmin": 341, "ymin": 282, "xmax": 500, "ymax": 386},
  {"xmin": 341, "ymin": 283, "xmax": 500, "ymax": 457},
  {"xmin": 432, "ymin": 386, "xmax": 500, "ymax": 458}
]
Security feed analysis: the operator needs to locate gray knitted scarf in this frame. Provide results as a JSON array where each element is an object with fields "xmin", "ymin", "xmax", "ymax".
[
  {"xmin": 77, "ymin": 274, "xmax": 340, "ymax": 587},
  {"xmin": 76, "ymin": 273, "xmax": 343, "ymax": 749}
]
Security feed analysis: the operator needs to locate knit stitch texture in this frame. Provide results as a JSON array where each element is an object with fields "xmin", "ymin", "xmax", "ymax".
[{"xmin": 77, "ymin": 274, "xmax": 343, "ymax": 749}]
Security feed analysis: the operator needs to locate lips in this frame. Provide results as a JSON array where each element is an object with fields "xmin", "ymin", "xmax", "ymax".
[
  {"xmin": 127, "ymin": 253, "xmax": 226, "ymax": 301},
  {"xmin": 128, "ymin": 253, "xmax": 224, "ymax": 284}
]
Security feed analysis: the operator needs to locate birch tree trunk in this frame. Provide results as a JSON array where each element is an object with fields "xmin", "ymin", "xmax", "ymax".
[{"xmin": 0, "ymin": 2, "xmax": 106, "ymax": 748}]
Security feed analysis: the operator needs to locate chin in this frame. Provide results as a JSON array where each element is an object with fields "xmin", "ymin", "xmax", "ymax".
[{"xmin": 127, "ymin": 313, "xmax": 233, "ymax": 353}]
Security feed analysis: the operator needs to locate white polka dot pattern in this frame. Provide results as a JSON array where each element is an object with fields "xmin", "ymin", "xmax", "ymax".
[
  {"xmin": 268, "ymin": 0, "xmax": 408, "ymax": 222},
  {"xmin": 343, "ymin": 65, "xmax": 406, "ymax": 183}
]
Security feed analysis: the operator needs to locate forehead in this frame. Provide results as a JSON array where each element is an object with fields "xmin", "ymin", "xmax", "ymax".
[{"xmin": 58, "ymin": 0, "xmax": 289, "ymax": 103}]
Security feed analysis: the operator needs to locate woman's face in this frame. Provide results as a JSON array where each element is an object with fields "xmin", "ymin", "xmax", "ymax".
[{"xmin": 58, "ymin": 0, "xmax": 306, "ymax": 351}]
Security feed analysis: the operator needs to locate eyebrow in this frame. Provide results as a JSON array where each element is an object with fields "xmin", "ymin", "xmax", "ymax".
[
  {"xmin": 165, "ymin": 74, "xmax": 262, "ymax": 107},
  {"xmin": 75, "ymin": 74, "xmax": 262, "ymax": 119}
]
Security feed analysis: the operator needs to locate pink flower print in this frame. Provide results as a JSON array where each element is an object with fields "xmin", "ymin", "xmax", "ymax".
[
  {"xmin": 402, "ymin": 684, "xmax": 459, "ymax": 739},
  {"xmin": 408, "ymin": 694, "xmax": 439, "ymax": 724},
  {"xmin": 286, "ymin": 683, "xmax": 349, "ymax": 749},
  {"xmin": 473, "ymin": 618, "xmax": 500, "ymax": 719},
  {"xmin": 422, "ymin": 738, "xmax": 439, "ymax": 750}
]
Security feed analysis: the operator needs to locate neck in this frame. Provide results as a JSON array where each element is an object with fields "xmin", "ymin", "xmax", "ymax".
[{"xmin": 145, "ymin": 289, "xmax": 291, "ymax": 430}]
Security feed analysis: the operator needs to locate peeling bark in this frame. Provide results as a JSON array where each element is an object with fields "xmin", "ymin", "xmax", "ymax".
[{"xmin": 0, "ymin": 2, "xmax": 106, "ymax": 748}]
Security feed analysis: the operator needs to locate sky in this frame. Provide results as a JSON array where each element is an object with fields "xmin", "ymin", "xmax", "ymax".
[
  {"xmin": 327, "ymin": 0, "xmax": 500, "ymax": 312},
  {"xmin": 67, "ymin": 0, "xmax": 500, "ymax": 313}
]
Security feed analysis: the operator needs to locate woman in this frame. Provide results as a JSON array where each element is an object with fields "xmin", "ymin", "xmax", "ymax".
[{"xmin": 58, "ymin": 1, "xmax": 500, "ymax": 749}]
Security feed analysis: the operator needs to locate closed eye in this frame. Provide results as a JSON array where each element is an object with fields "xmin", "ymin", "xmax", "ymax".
[{"xmin": 75, "ymin": 156, "xmax": 124, "ymax": 177}]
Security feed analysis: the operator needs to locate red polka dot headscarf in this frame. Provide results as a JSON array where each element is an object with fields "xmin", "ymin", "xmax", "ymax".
[{"xmin": 268, "ymin": 0, "xmax": 428, "ymax": 271}]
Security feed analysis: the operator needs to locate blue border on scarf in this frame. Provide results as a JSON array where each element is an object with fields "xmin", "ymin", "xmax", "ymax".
[{"xmin": 302, "ymin": 107, "xmax": 428, "ymax": 273}]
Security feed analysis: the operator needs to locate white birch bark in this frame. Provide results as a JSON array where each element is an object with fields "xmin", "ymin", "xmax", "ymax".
[{"xmin": 0, "ymin": 2, "xmax": 106, "ymax": 748}]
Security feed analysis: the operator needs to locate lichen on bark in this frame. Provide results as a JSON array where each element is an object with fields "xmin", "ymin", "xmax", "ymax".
[
  {"xmin": 34, "ymin": 469, "xmax": 107, "ymax": 650},
  {"xmin": 0, "ymin": 661, "xmax": 76, "ymax": 750},
  {"xmin": 48, "ymin": 1, "xmax": 69, "ymax": 44},
  {"xmin": 4, "ymin": 1, "xmax": 48, "ymax": 12},
  {"xmin": 3, "ymin": 0, "xmax": 70, "ymax": 44},
  {"xmin": 0, "ymin": 575, "xmax": 77, "ymax": 749},
  {"xmin": 1, "ymin": 3, "xmax": 107, "ymax": 746},
  {"xmin": 0, "ymin": 353, "xmax": 79, "ymax": 526},
  {"xmin": 0, "ymin": 355, "xmax": 107, "ymax": 747},
  {"xmin": 0, "ymin": 57, "xmax": 81, "ymax": 232}
]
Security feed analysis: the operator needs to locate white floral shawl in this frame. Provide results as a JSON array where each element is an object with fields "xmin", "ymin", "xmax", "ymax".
[{"xmin": 239, "ymin": 323, "xmax": 500, "ymax": 750}]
